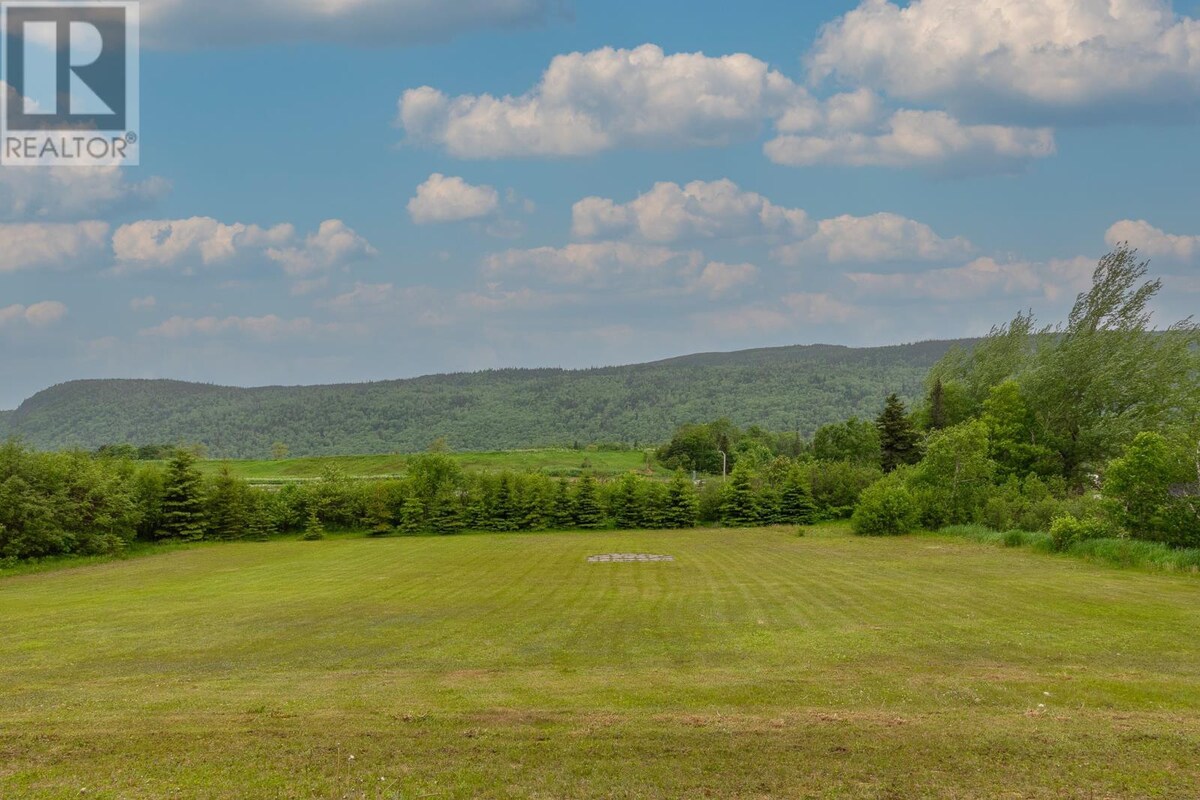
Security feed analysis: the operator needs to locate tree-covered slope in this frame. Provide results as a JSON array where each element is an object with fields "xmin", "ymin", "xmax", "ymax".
[{"xmin": 5, "ymin": 340, "xmax": 969, "ymax": 457}]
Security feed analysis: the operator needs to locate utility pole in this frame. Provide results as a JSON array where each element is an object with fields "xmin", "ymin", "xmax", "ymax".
[{"xmin": 719, "ymin": 450, "xmax": 727, "ymax": 480}]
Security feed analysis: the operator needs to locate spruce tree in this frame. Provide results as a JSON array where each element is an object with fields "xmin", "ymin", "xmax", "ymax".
[
  {"xmin": 612, "ymin": 474, "xmax": 644, "ymax": 529},
  {"xmin": 663, "ymin": 470, "xmax": 699, "ymax": 529},
  {"xmin": 399, "ymin": 494, "xmax": 425, "ymax": 534},
  {"xmin": 720, "ymin": 467, "xmax": 760, "ymax": 527},
  {"xmin": 573, "ymin": 474, "xmax": 605, "ymax": 529},
  {"xmin": 364, "ymin": 485, "xmax": 395, "ymax": 537},
  {"xmin": 159, "ymin": 449, "xmax": 207, "ymax": 541},
  {"xmin": 780, "ymin": 469, "xmax": 818, "ymax": 524},
  {"xmin": 301, "ymin": 505, "xmax": 325, "ymax": 541},
  {"xmin": 428, "ymin": 489, "xmax": 464, "ymax": 535},
  {"xmin": 877, "ymin": 393, "xmax": 921, "ymax": 473},
  {"xmin": 550, "ymin": 480, "xmax": 575, "ymax": 529},
  {"xmin": 206, "ymin": 467, "xmax": 248, "ymax": 541},
  {"xmin": 929, "ymin": 378, "xmax": 948, "ymax": 430},
  {"xmin": 246, "ymin": 493, "xmax": 275, "ymax": 541}
]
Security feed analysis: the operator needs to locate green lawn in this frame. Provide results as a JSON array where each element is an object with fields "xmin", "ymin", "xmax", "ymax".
[
  {"xmin": 193, "ymin": 448, "xmax": 662, "ymax": 482},
  {"xmin": 2, "ymin": 526, "xmax": 1199, "ymax": 798}
]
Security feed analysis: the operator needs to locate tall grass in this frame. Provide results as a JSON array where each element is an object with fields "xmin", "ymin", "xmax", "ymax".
[{"xmin": 939, "ymin": 525, "xmax": 1200, "ymax": 574}]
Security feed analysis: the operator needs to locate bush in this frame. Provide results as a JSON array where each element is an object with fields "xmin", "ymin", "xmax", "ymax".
[
  {"xmin": 851, "ymin": 478, "xmax": 919, "ymax": 536},
  {"xmin": 1048, "ymin": 514, "xmax": 1122, "ymax": 552}
]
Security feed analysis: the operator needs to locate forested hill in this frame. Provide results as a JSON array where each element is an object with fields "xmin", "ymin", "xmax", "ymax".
[{"xmin": 4, "ymin": 340, "xmax": 969, "ymax": 457}]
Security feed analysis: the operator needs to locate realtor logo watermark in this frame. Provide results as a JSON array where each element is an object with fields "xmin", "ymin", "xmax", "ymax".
[{"xmin": 1, "ymin": 1, "xmax": 139, "ymax": 166}]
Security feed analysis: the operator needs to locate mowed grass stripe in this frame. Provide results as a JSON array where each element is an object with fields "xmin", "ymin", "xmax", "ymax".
[{"xmin": 2, "ymin": 526, "xmax": 1200, "ymax": 798}]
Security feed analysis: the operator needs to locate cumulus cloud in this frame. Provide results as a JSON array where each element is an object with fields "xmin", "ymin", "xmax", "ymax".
[
  {"xmin": 687, "ymin": 261, "xmax": 759, "ymax": 298},
  {"xmin": 112, "ymin": 217, "xmax": 375, "ymax": 278},
  {"xmin": 399, "ymin": 43, "xmax": 1058, "ymax": 172},
  {"xmin": 140, "ymin": 0, "xmax": 560, "ymax": 49},
  {"xmin": 572, "ymin": 179, "xmax": 809, "ymax": 242},
  {"xmin": 483, "ymin": 241, "xmax": 702, "ymax": 288},
  {"xmin": 0, "ymin": 300, "xmax": 68, "ymax": 328},
  {"xmin": 408, "ymin": 173, "xmax": 500, "ymax": 224},
  {"xmin": 266, "ymin": 220, "xmax": 378, "ymax": 277},
  {"xmin": 0, "ymin": 167, "xmax": 169, "ymax": 221},
  {"xmin": 139, "ymin": 314, "xmax": 354, "ymax": 340},
  {"xmin": 765, "ymin": 110, "xmax": 1055, "ymax": 173},
  {"xmin": 846, "ymin": 256, "xmax": 1095, "ymax": 302},
  {"xmin": 0, "ymin": 221, "xmax": 110, "ymax": 273},
  {"xmin": 399, "ymin": 44, "xmax": 808, "ymax": 158},
  {"xmin": 129, "ymin": 295, "xmax": 157, "ymax": 311},
  {"xmin": 1105, "ymin": 219, "xmax": 1200, "ymax": 261},
  {"xmin": 808, "ymin": 0, "xmax": 1200, "ymax": 120},
  {"xmin": 773, "ymin": 212, "xmax": 974, "ymax": 264}
]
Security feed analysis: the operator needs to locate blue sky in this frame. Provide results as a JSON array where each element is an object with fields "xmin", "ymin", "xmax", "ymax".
[{"xmin": 2, "ymin": 0, "xmax": 1200, "ymax": 407}]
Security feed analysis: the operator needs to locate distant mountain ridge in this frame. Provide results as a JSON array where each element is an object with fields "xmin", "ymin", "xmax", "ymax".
[{"xmin": 3, "ymin": 340, "xmax": 971, "ymax": 457}]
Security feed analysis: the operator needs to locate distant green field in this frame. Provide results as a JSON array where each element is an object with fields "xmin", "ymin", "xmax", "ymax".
[
  {"xmin": 192, "ymin": 448, "xmax": 663, "ymax": 482},
  {"xmin": 3, "ymin": 526, "xmax": 1199, "ymax": 798}
]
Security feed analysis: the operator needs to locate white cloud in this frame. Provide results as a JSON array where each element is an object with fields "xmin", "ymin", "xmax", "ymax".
[
  {"xmin": 408, "ymin": 173, "xmax": 500, "ymax": 224},
  {"xmin": 129, "ymin": 295, "xmax": 157, "ymax": 311},
  {"xmin": 139, "ymin": 314, "xmax": 352, "ymax": 340},
  {"xmin": 112, "ymin": 217, "xmax": 374, "ymax": 278},
  {"xmin": 773, "ymin": 212, "xmax": 974, "ymax": 264},
  {"xmin": 140, "ymin": 0, "xmax": 560, "ymax": 48},
  {"xmin": 0, "ymin": 221, "xmax": 109, "ymax": 273},
  {"xmin": 0, "ymin": 167, "xmax": 169, "ymax": 221},
  {"xmin": 572, "ymin": 179, "xmax": 809, "ymax": 242},
  {"xmin": 765, "ymin": 110, "xmax": 1055, "ymax": 172},
  {"xmin": 809, "ymin": 0, "xmax": 1200, "ymax": 119},
  {"xmin": 399, "ymin": 44, "xmax": 808, "ymax": 158},
  {"xmin": 687, "ymin": 261, "xmax": 759, "ymax": 298},
  {"xmin": 483, "ymin": 241, "xmax": 702, "ymax": 288},
  {"xmin": 1105, "ymin": 219, "xmax": 1200, "ymax": 261},
  {"xmin": 266, "ymin": 219, "xmax": 378, "ymax": 277},
  {"xmin": 0, "ymin": 300, "xmax": 67, "ymax": 328},
  {"xmin": 846, "ymin": 256, "xmax": 1095, "ymax": 302}
]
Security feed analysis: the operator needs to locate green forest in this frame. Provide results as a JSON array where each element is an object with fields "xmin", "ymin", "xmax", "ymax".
[
  {"xmin": 2, "ymin": 247, "xmax": 1198, "ymax": 570},
  {"xmin": 0, "ymin": 340, "xmax": 960, "ymax": 458}
]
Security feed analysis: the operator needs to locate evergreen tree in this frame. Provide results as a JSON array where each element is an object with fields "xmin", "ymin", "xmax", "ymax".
[
  {"xmin": 929, "ymin": 378, "xmax": 947, "ymax": 430},
  {"xmin": 158, "ymin": 449, "xmax": 207, "ymax": 541},
  {"xmin": 488, "ymin": 474, "xmax": 518, "ymax": 531},
  {"xmin": 779, "ymin": 469, "xmax": 818, "ymax": 524},
  {"xmin": 662, "ymin": 471, "xmax": 699, "ymax": 529},
  {"xmin": 301, "ymin": 505, "xmax": 325, "ymax": 540},
  {"xmin": 364, "ymin": 485, "xmax": 395, "ymax": 537},
  {"xmin": 573, "ymin": 474, "xmax": 605, "ymax": 529},
  {"xmin": 206, "ymin": 466, "xmax": 248, "ymax": 541},
  {"xmin": 720, "ymin": 467, "xmax": 760, "ymax": 527},
  {"xmin": 550, "ymin": 479, "xmax": 575, "ymax": 529},
  {"xmin": 246, "ymin": 493, "xmax": 275, "ymax": 541},
  {"xmin": 877, "ymin": 394, "xmax": 921, "ymax": 473},
  {"xmin": 399, "ymin": 494, "xmax": 425, "ymax": 534},
  {"xmin": 428, "ymin": 489, "xmax": 464, "ymax": 535},
  {"xmin": 611, "ymin": 474, "xmax": 645, "ymax": 529},
  {"xmin": 642, "ymin": 481, "xmax": 669, "ymax": 529}
]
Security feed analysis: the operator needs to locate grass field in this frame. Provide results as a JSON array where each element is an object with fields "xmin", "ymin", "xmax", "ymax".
[
  {"xmin": 3, "ymin": 526, "xmax": 1200, "ymax": 798},
  {"xmin": 192, "ymin": 448, "xmax": 661, "ymax": 482}
]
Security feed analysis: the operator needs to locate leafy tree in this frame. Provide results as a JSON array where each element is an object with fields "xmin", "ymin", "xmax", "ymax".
[
  {"xmin": 158, "ymin": 450, "xmax": 206, "ymax": 541},
  {"xmin": 1021, "ymin": 247, "xmax": 1199, "ymax": 480},
  {"xmin": 812, "ymin": 418, "xmax": 882, "ymax": 466},
  {"xmin": 364, "ymin": 484, "xmax": 395, "ymax": 537},
  {"xmin": 909, "ymin": 421, "xmax": 995, "ymax": 528},
  {"xmin": 271, "ymin": 441, "xmax": 289, "ymax": 460},
  {"xmin": 981, "ymin": 380, "xmax": 1057, "ymax": 478},
  {"xmin": 877, "ymin": 394, "xmax": 921, "ymax": 473},
  {"xmin": 852, "ymin": 475, "xmax": 919, "ymax": 536}
]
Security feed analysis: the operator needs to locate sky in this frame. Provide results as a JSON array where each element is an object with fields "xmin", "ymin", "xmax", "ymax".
[{"xmin": 2, "ymin": 0, "xmax": 1200, "ymax": 408}]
